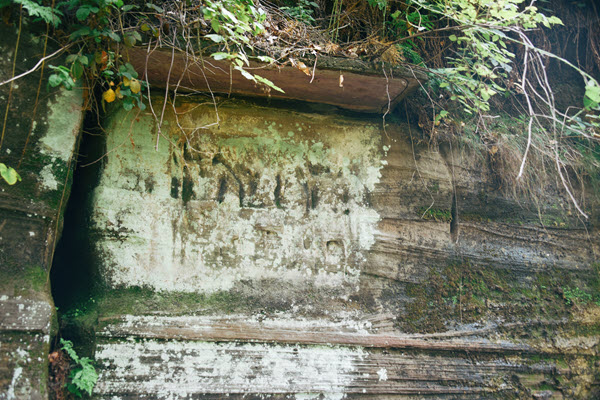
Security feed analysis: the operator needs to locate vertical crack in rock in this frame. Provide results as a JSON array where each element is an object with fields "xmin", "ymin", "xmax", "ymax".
[
  {"xmin": 450, "ymin": 186, "xmax": 459, "ymax": 243},
  {"xmin": 274, "ymin": 174, "xmax": 284, "ymax": 209},
  {"xmin": 181, "ymin": 168, "xmax": 194, "ymax": 204},
  {"xmin": 439, "ymin": 143, "xmax": 460, "ymax": 243},
  {"xmin": 217, "ymin": 177, "xmax": 227, "ymax": 204}
]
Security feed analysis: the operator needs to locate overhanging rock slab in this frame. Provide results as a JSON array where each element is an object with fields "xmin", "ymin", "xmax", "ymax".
[{"xmin": 126, "ymin": 47, "xmax": 425, "ymax": 113}]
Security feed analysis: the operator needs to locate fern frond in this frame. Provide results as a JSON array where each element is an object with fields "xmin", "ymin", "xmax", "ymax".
[{"xmin": 9, "ymin": 0, "xmax": 63, "ymax": 27}]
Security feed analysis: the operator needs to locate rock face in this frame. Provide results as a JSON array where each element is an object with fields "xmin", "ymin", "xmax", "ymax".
[
  {"xmin": 0, "ymin": 21, "xmax": 598, "ymax": 399},
  {"xmin": 92, "ymin": 102, "xmax": 383, "ymax": 295},
  {"xmin": 75, "ymin": 98, "xmax": 600, "ymax": 399},
  {"xmin": 0, "ymin": 23, "xmax": 85, "ymax": 400}
]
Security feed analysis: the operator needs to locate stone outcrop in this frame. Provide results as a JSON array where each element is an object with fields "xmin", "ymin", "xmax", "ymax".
[
  {"xmin": 0, "ymin": 21, "xmax": 598, "ymax": 399},
  {"xmin": 68, "ymin": 97, "xmax": 600, "ymax": 399},
  {"xmin": 0, "ymin": 23, "xmax": 85, "ymax": 399}
]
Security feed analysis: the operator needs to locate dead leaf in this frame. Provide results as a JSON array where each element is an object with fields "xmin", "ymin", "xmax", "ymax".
[
  {"xmin": 103, "ymin": 89, "xmax": 116, "ymax": 103},
  {"xmin": 296, "ymin": 61, "xmax": 310, "ymax": 76}
]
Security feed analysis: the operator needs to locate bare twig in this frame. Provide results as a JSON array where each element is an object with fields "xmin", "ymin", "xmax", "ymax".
[{"xmin": 0, "ymin": 45, "xmax": 70, "ymax": 88}]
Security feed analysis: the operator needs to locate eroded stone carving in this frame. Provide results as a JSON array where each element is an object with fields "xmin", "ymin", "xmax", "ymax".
[{"xmin": 91, "ymin": 102, "xmax": 386, "ymax": 294}]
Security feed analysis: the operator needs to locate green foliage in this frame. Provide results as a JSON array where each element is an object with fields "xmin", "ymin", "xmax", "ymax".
[
  {"xmin": 47, "ymin": 0, "xmax": 147, "ymax": 111},
  {"xmin": 0, "ymin": 0, "xmax": 146, "ymax": 111},
  {"xmin": 202, "ymin": 0, "xmax": 283, "ymax": 93},
  {"xmin": 48, "ymin": 65, "xmax": 76, "ymax": 90},
  {"xmin": 0, "ymin": 163, "xmax": 21, "ymax": 185},
  {"xmin": 389, "ymin": 7, "xmax": 433, "ymax": 37},
  {"xmin": 563, "ymin": 287, "xmax": 593, "ymax": 306},
  {"xmin": 584, "ymin": 80, "xmax": 600, "ymax": 110},
  {"xmin": 0, "ymin": 0, "xmax": 62, "ymax": 26},
  {"xmin": 281, "ymin": 0, "xmax": 319, "ymax": 24},
  {"xmin": 418, "ymin": 207, "xmax": 452, "ymax": 222},
  {"xmin": 367, "ymin": 0, "xmax": 387, "ymax": 11},
  {"xmin": 60, "ymin": 338, "xmax": 98, "ymax": 397},
  {"xmin": 408, "ymin": 0, "xmax": 562, "ymax": 114}
]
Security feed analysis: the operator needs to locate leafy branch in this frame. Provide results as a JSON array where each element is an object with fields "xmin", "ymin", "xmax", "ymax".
[{"xmin": 398, "ymin": 0, "xmax": 599, "ymax": 217}]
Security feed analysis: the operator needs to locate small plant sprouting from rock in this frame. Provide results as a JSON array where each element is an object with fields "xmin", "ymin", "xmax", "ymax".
[
  {"xmin": 59, "ymin": 338, "xmax": 99, "ymax": 398},
  {"xmin": 562, "ymin": 286, "xmax": 593, "ymax": 306},
  {"xmin": 418, "ymin": 207, "xmax": 452, "ymax": 222}
]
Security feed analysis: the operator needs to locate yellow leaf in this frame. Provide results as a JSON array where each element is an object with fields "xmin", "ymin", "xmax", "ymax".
[
  {"xmin": 129, "ymin": 78, "xmax": 141, "ymax": 94},
  {"xmin": 103, "ymin": 89, "xmax": 116, "ymax": 103},
  {"xmin": 123, "ymin": 77, "xmax": 130, "ymax": 87},
  {"xmin": 115, "ymin": 86, "xmax": 124, "ymax": 99}
]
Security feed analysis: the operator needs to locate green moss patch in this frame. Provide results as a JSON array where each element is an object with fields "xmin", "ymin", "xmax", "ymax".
[{"xmin": 399, "ymin": 260, "xmax": 600, "ymax": 334}]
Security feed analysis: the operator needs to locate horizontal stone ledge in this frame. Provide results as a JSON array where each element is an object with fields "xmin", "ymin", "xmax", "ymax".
[
  {"xmin": 0, "ymin": 297, "xmax": 53, "ymax": 333},
  {"xmin": 94, "ymin": 388, "xmax": 494, "ymax": 398},
  {"xmin": 98, "ymin": 314, "xmax": 536, "ymax": 354},
  {"xmin": 94, "ymin": 338, "xmax": 526, "ymax": 397},
  {"xmin": 125, "ymin": 47, "xmax": 424, "ymax": 113}
]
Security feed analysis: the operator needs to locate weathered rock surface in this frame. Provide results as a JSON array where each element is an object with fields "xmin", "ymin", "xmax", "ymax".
[
  {"xmin": 0, "ymin": 22, "xmax": 85, "ymax": 399},
  {"xmin": 73, "ymin": 98, "xmax": 600, "ymax": 399}
]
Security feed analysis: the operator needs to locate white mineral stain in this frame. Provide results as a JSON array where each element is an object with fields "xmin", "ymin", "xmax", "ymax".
[
  {"xmin": 39, "ymin": 164, "xmax": 58, "ymax": 191},
  {"xmin": 6, "ymin": 366, "xmax": 22, "ymax": 400},
  {"xmin": 39, "ymin": 88, "xmax": 83, "ymax": 161},
  {"xmin": 95, "ymin": 340, "xmax": 364, "ymax": 397},
  {"xmin": 91, "ymin": 104, "xmax": 385, "ymax": 294}
]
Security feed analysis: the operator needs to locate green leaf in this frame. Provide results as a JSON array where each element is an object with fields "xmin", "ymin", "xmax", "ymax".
[
  {"xmin": 71, "ymin": 61, "xmax": 84, "ymax": 79},
  {"xmin": 75, "ymin": 5, "xmax": 98, "ymax": 21},
  {"xmin": 235, "ymin": 66, "xmax": 256, "ymax": 82},
  {"xmin": 66, "ymin": 54, "xmax": 79, "ymax": 64},
  {"xmin": 145, "ymin": 3, "xmax": 163, "ymax": 13},
  {"xmin": 583, "ymin": 96, "xmax": 598, "ymax": 110},
  {"xmin": 12, "ymin": 0, "xmax": 63, "ymax": 27},
  {"xmin": 585, "ymin": 84, "xmax": 600, "ymax": 103},
  {"xmin": 0, "ymin": 163, "xmax": 20, "ymax": 185},
  {"xmin": 106, "ymin": 31, "xmax": 121, "ymax": 42},
  {"xmin": 548, "ymin": 16, "xmax": 563, "ymax": 25},
  {"xmin": 70, "ymin": 26, "xmax": 91, "ymax": 40},
  {"xmin": 205, "ymin": 34, "xmax": 224, "ymax": 43},
  {"xmin": 48, "ymin": 74, "xmax": 63, "ymax": 88},
  {"xmin": 449, "ymin": 34, "xmax": 457, "ymax": 42},
  {"xmin": 254, "ymin": 75, "xmax": 285, "ymax": 93},
  {"xmin": 211, "ymin": 52, "xmax": 232, "ymax": 61},
  {"xmin": 123, "ymin": 32, "xmax": 140, "ymax": 47},
  {"xmin": 60, "ymin": 339, "xmax": 80, "ymax": 363},
  {"xmin": 256, "ymin": 55, "xmax": 276, "ymax": 64},
  {"xmin": 211, "ymin": 18, "xmax": 220, "ymax": 33}
]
